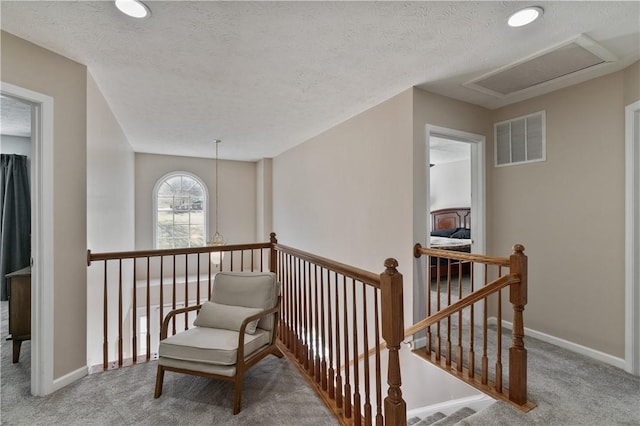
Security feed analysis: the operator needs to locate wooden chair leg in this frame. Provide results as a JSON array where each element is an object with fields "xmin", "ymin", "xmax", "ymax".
[
  {"xmin": 154, "ymin": 365, "xmax": 165, "ymax": 398},
  {"xmin": 12, "ymin": 340, "xmax": 22, "ymax": 363},
  {"xmin": 233, "ymin": 375, "xmax": 244, "ymax": 415}
]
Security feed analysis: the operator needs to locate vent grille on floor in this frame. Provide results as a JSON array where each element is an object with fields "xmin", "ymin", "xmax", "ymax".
[{"xmin": 465, "ymin": 34, "xmax": 617, "ymax": 98}]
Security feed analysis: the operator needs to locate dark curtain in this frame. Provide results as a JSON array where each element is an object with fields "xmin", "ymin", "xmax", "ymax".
[{"xmin": 0, "ymin": 154, "xmax": 31, "ymax": 301}]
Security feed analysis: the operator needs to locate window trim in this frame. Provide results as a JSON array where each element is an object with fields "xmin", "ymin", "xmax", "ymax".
[{"xmin": 152, "ymin": 171, "xmax": 209, "ymax": 249}]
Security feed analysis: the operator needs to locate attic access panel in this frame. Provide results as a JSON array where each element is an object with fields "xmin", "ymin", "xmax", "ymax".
[{"xmin": 465, "ymin": 34, "xmax": 617, "ymax": 98}]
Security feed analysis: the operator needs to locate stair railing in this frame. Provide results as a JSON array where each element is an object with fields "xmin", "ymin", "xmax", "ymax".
[
  {"xmin": 271, "ymin": 233, "xmax": 406, "ymax": 426},
  {"xmin": 411, "ymin": 243, "xmax": 532, "ymax": 409},
  {"xmin": 87, "ymin": 233, "xmax": 409, "ymax": 425}
]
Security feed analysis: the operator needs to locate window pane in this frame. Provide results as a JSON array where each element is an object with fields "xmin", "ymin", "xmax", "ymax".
[
  {"xmin": 526, "ymin": 115, "xmax": 543, "ymax": 160},
  {"xmin": 155, "ymin": 173, "xmax": 207, "ymax": 249}
]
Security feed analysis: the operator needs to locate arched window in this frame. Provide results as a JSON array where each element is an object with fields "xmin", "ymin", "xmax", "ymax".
[{"xmin": 153, "ymin": 172, "xmax": 208, "ymax": 249}]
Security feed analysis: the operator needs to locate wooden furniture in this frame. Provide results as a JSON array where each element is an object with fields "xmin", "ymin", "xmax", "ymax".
[
  {"xmin": 154, "ymin": 271, "xmax": 282, "ymax": 414},
  {"xmin": 431, "ymin": 207, "xmax": 471, "ymax": 231},
  {"xmin": 6, "ymin": 266, "xmax": 31, "ymax": 363},
  {"xmin": 430, "ymin": 208, "xmax": 471, "ymax": 278}
]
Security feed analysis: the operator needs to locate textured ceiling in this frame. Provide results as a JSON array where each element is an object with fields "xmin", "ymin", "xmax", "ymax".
[
  {"xmin": 0, "ymin": 95, "xmax": 31, "ymax": 137},
  {"xmin": 1, "ymin": 1, "xmax": 638, "ymax": 161}
]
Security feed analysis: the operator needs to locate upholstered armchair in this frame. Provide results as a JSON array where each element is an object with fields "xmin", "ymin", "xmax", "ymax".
[{"xmin": 154, "ymin": 271, "xmax": 283, "ymax": 414}]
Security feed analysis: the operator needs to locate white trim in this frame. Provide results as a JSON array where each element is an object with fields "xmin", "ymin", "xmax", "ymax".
[
  {"xmin": 406, "ymin": 393, "xmax": 495, "ymax": 420},
  {"xmin": 494, "ymin": 318, "xmax": 626, "ymax": 370},
  {"xmin": 625, "ymin": 100, "xmax": 640, "ymax": 375},
  {"xmin": 51, "ymin": 366, "xmax": 88, "ymax": 392},
  {"xmin": 426, "ymin": 126, "xmax": 486, "ymax": 256},
  {"xmin": 1, "ymin": 81, "xmax": 55, "ymax": 396},
  {"xmin": 151, "ymin": 171, "xmax": 209, "ymax": 249}
]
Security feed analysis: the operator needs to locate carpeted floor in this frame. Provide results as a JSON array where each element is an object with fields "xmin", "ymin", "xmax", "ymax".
[
  {"xmin": 0, "ymin": 301, "xmax": 338, "ymax": 425},
  {"xmin": 2, "ymin": 294, "xmax": 640, "ymax": 425}
]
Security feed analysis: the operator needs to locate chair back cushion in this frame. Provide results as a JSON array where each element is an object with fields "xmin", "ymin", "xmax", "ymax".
[
  {"xmin": 212, "ymin": 271, "xmax": 279, "ymax": 330},
  {"xmin": 193, "ymin": 302, "xmax": 263, "ymax": 334}
]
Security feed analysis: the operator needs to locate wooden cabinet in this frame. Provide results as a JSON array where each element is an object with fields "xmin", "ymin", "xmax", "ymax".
[{"xmin": 6, "ymin": 266, "xmax": 31, "ymax": 363}]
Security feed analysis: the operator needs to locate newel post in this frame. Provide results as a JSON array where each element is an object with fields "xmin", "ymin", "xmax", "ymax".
[
  {"xmin": 380, "ymin": 258, "xmax": 406, "ymax": 426},
  {"xmin": 269, "ymin": 232, "xmax": 278, "ymax": 274},
  {"xmin": 509, "ymin": 244, "xmax": 528, "ymax": 405}
]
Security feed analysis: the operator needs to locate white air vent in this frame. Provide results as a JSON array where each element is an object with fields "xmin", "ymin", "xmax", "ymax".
[
  {"xmin": 495, "ymin": 111, "xmax": 545, "ymax": 167},
  {"xmin": 466, "ymin": 34, "xmax": 617, "ymax": 98}
]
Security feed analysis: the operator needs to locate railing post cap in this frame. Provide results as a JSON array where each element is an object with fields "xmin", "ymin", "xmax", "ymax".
[
  {"xmin": 513, "ymin": 244, "xmax": 525, "ymax": 253},
  {"xmin": 270, "ymin": 232, "xmax": 277, "ymax": 243},
  {"xmin": 384, "ymin": 258, "xmax": 399, "ymax": 270}
]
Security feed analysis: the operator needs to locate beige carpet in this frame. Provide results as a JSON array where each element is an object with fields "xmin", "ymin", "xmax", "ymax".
[{"xmin": 0, "ymin": 301, "xmax": 338, "ymax": 425}]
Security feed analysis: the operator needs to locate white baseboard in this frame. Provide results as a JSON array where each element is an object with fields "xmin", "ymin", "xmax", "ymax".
[
  {"xmin": 409, "ymin": 318, "xmax": 625, "ymax": 370},
  {"xmin": 490, "ymin": 317, "xmax": 626, "ymax": 370},
  {"xmin": 52, "ymin": 365, "xmax": 88, "ymax": 392}
]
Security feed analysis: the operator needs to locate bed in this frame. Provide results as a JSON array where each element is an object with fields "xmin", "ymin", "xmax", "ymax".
[{"xmin": 429, "ymin": 207, "xmax": 472, "ymax": 277}]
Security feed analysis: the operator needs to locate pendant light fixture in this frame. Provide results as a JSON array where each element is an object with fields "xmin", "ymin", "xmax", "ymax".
[{"xmin": 208, "ymin": 139, "xmax": 225, "ymax": 265}]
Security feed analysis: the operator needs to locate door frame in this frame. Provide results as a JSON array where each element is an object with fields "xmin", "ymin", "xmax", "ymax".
[
  {"xmin": 625, "ymin": 100, "xmax": 640, "ymax": 375},
  {"xmin": 1, "ymin": 81, "xmax": 55, "ymax": 395},
  {"xmin": 426, "ymin": 125, "xmax": 486, "ymax": 256}
]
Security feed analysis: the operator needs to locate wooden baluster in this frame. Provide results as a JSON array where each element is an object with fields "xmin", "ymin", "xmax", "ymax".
[
  {"xmin": 304, "ymin": 261, "xmax": 310, "ymax": 371},
  {"xmin": 230, "ymin": 250, "xmax": 234, "ymax": 272},
  {"xmin": 297, "ymin": 258, "xmax": 304, "ymax": 363},
  {"xmin": 468, "ymin": 261, "xmax": 475, "ymax": 378},
  {"xmin": 307, "ymin": 262, "xmax": 314, "ymax": 373},
  {"xmin": 343, "ymin": 275, "xmax": 352, "ymax": 418},
  {"xmin": 287, "ymin": 253, "xmax": 293, "ymax": 349},
  {"xmin": 207, "ymin": 254, "xmax": 211, "ymax": 300},
  {"xmin": 362, "ymin": 282, "xmax": 372, "ymax": 426},
  {"xmin": 269, "ymin": 232, "xmax": 277, "ymax": 273},
  {"xmin": 133, "ymin": 259, "xmax": 137, "ymax": 364},
  {"xmin": 436, "ymin": 260, "xmax": 441, "ymax": 361},
  {"xmin": 509, "ymin": 244, "xmax": 528, "ymax": 405},
  {"xmin": 241, "ymin": 250, "xmax": 244, "ymax": 272},
  {"xmin": 184, "ymin": 255, "xmax": 189, "ymax": 331},
  {"xmin": 103, "ymin": 260, "xmax": 108, "ymax": 370},
  {"xmin": 457, "ymin": 262, "xmax": 463, "ymax": 372},
  {"xmin": 496, "ymin": 266, "xmax": 503, "ymax": 392},
  {"xmin": 319, "ymin": 266, "xmax": 327, "ymax": 389},
  {"xmin": 118, "ymin": 259, "xmax": 123, "ymax": 367},
  {"xmin": 146, "ymin": 257, "xmax": 151, "ymax": 361},
  {"xmin": 482, "ymin": 265, "xmax": 488, "ymax": 385},
  {"xmin": 197, "ymin": 254, "xmax": 201, "ymax": 305},
  {"xmin": 446, "ymin": 259, "xmax": 452, "ymax": 367},
  {"xmin": 314, "ymin": 265, "xmax": 321, "ymax": 383},
  {"xmin": 160, "ymin": 256, "xmax": 164, "ymax": 343},
  {"xmin": 380, "ymin": 259, "xmax": 406, "ymax": 426},
  {"xmin": 327, "ymin": 269, "xmax": 335, "ymax": 399},
  {"xmin": 426, "ymin": 256, "xmax": 432, "ymax": 356},
  {"xmin": 352, "ymin": 278, "xmax": 361, "ymax": 426},
  {"xmin": 172, "ymin": 255, "xmax": 177, "ymax": 336},
  {"xmin": 374, "ymin": 290, "xmax": 383, "ymax": 426},
  {"xmin": 279, "ymin": 252, "xmax": 285, "ymax": 344},
  {"xmin": 335, "ymin": 272, "xmax": 343, "ymax": 409}
]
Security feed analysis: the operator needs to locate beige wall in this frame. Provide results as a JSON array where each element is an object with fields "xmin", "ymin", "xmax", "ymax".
[
  {"xmin": 135, "ymin": 153, "xmax": 257, "ymax": 249},
  {"xmin": 273, "ymin": 89, "xmax": 415, "ymax": 325},
  {"xmin": 488, "ymin": 69, "xmax": 630, "ymax": 356},
  {"xmin": 1, "ymin": 31, "xmax": 87, "ymax": 378},
  {"xmin": 86, "ymin": 72, "xmax": 136, "ymax": 367}
]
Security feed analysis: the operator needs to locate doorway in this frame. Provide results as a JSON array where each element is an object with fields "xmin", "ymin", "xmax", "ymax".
[
  {"xmin": 426, "ymin": 126, "xmax": 486, "ymax": 256},
  {"xmin": 625, "ymin": 100, "xmax": 640, "ymax": 375},
  {"xmin": 1, "ymin": 81, "xmax": 55, "ymax": 395}
]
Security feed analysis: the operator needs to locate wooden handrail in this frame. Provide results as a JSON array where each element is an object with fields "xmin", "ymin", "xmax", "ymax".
[
  {"xmin": 404, "ymin": 274, "xmax": 520, "ymax": 338},
  {"xmin": 414, "ymin": 243, "xmax": 511, "ymax": 267},
  {"xmin": 274, "ymin": 243, "xmax": 380, "ymax": 288},
  {"xmin": 87, "ymin": 241, "xmax": 271, "ymax": 265}
]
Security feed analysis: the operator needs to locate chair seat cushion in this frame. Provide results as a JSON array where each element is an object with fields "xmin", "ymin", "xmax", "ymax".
[{"xmin": 159, "ymin": 327, "xmax": 270, "ymax": 366}]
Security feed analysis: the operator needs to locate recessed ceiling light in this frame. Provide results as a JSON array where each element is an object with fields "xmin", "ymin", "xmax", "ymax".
[
  {"xmin": 115, "ymin": 0, "xmax": 151, "ymax": 19},
  {"xmin": 508, "ymin": 6, "xmax": 543, "ymax": 27}
]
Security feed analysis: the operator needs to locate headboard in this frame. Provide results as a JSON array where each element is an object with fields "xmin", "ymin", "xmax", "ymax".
[{"xmin": 431, "ymin": 207, "xmax": 471, "ymax": 231}]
